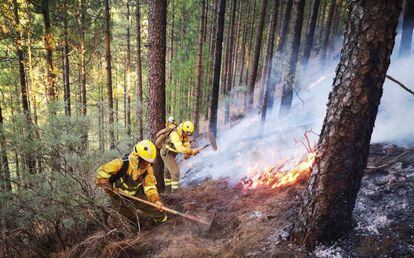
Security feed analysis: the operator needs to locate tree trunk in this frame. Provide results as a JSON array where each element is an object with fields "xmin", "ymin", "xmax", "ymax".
[
  {"xmin": 209, "ymin": 0, "xmax": 226, "ymax": 137},
  {"xmin": 147, "ymin": 0, "xmax": 167, "ymax": 189},
  {"xmin": 13, "ymin": 0, "xmax": 36, "ymax": 174},
  {"xmin": 0, "ymin": 102, "xmax": 11, "ymax": 191},
  {"xmin": 79, "ymin": 0, "xmax": 87, "ymax": 149},
  {"xmin": 320, "ymin": 0, "xmax": 335, "ymax": 63},
  {"xmin": 194, "ymin": 0, "xmax": 206, "ymax": 137},
  {"xmin": 316, "ymin": 0, "xmax": 328, "ymax": 52},
  {"xmin": 259, "ymin": 0, "xmax": 280, "ymax": 107},
  {"xmin": 399, "ymin": 0, "xmax": 414, "ymax": 57},
  {"xmin": 205, "ymin": 0, "xmax": 218, "ymax": 121},
  {"xmin": 245, "ymin": 0, "xmax": 257, "ymax": 86},
  {"xmin": 104, "ymin": 0, "xmax": 115, "ymax": 149},
  {"xmin": 279, "ymin": 0, "xmax": 305, "ymax": 117},
  {"xmin": 277, "ymin": 0, "xmax": 293, "ymax": 54},
  {"xmin": 126, "ymin": 0, "xmax": 131, "ymax": 136},
  {"xmin": 136, "ymin": 0, "xmax": 144, "ymax": 140},
  {"xmin": 168, "ymin": 0, "xmax": 174, "ymax": 84},
  {"xmin": 224, "ymin": 0, "xmax": 236, "ymax": 124},
  {"xmin": 41, "ymin": 0, "xmax": 56, "ymax": 103},
  {"xmin": 292, "ymin": 0, "xmax": 402, "ymax": 248},
  {"xmin": 301, "ymin": 0, "xmax": 321, "ymax": 70},
  {"xmin": 264, "ymin": 0, "xmax": 293, "ymax": 113},
  {"xmin": 327, "ymin": 0, "xmax": 343, "ymax": 60},
  {"xmin": 260, "ymin": 0, "xmax": 279, "ymax": 124},
  {"xmin": 231, "ymin": 0, "xmax": 242, "ymax": 89},
  {"xmin": 63, "ymin": 0, "xmax": 71, "ymax": 116},
  {"xmin": 246, "ymin": 0, "xmax": 267, "ymax": 111}
]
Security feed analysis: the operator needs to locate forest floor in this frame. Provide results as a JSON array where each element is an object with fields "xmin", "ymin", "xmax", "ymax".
[{"xmin": 69, "ymin": 144, "xmax": 414, "ymax": 257}]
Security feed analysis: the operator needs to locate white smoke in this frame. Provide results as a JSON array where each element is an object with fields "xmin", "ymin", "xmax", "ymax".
[{"xmin": 181, "ymin": 38, "xmax": 414, "ymax": 185}]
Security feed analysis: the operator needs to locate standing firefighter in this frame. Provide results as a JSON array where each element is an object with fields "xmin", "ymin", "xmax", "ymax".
[
  {"xmin": 95, "ymin": 140, "xmax": 167, "ymax": 224},
  {"xmin": 158, "ymin": 121, "xmax": 199, "ymax": 192}
]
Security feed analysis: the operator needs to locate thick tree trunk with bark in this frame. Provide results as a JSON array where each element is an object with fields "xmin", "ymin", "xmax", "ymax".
[
  {"xmin": 399, "ymin": 0, "xmax": 414, "ymax": 57},
  {"xmin": 13, "ymin": 0, "xmax": 36, "ymax": 174},
  {"xmin": 246, "ymin": 0, "xmax": 267, "ymax": 111},
  {"xmin": 104, "ymin": 0, "xmax": 115, "ymax": 149},
  {"xmin": 224, "ymin": 0, "xmax": 236, "ymax": 123},
  {"xmin": 301, "ymin": 0, "xmax": 321, "ymax": 70},
  {"xmin": 209, "ymin": 0, "xmax": 226, "ymax": 137},
  {"xmin": 147, "ymin": 0, "xmax": 167, "ymax": 188},
  {"xmin": 292, "ymin": 0, "xmax": 402, "ymax": 248},
  {"xmin": 279, "ymin": 0, "xmax": 305, "ymax": 116},
  {"xmin": 41, "ymin": 0, "xmax": 56, "ymax": 102},
  {"xmin": 194, "ymin": 0, "xmax": 206, "ymax": 137}
]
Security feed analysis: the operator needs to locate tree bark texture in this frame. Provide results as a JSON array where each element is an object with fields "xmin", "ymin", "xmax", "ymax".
[
  {"xmin": 104, "ymin": 0, "xmax": 115, "ymax": 149},
  {"xmin": 301, "ymin": 0, "xmax": 321, "ymax": 70},
  {"xmin": 209, "ymin": 0, "xmax": 226, "ymax": 137},
  {"xmin": 0, "ymin": 104, "xmax": 11, "ymax": 191},
  {"xmin": 41, "ymin": 0, "xmax": 56, "ymax": 102},
  {"xmin": 13, "ymin": 0, "xmax": 36, "ymax": 174},
  {"xmin": 259, "ymin": 0, "xmax": 280, "ymax": 107},
  {"xmin": 399, "ymin": 0, "xmax": 414, "ymax": 57},
  {"xmin": 194, "ymin": 0, "xmax": 206, "ymax": 136},
  {"xmin": 126, "ymin": 0, "xmax": 132, "ymax": 136},
  {"xmin": 261, "ymin": 0, "xmax": 279, "ymax": 123},
  {"xmin": 224, "ymin": 0, "xmax": 236, "ymax": 124},
  {"xmin": 147, "ymin": 0, "xmax": 167, "ymax": 188},
  {"xmin": 279, "ymin": 0, "xmax": 306, "ymax": 117},
  {"xmin": 292, "ymin": 0, "xmax": 402, "ymax": 248},
  {"xmin": 63, "ymin": 0, "xmax": 71, "ymax": 116},
  {"xmin": 79, "ymin": 0, "xmax": 88, "ymax": 149},
  {"xmin": 320, "ymin": 0, "xmax": 336, "ymax": 63},
  {"xmin": 136, "ymin": 0, "xmax": 144, "ymax": 140},
  {"xmin": 246, "ymin": 0, "xmax": 267, "ymax": 111}
]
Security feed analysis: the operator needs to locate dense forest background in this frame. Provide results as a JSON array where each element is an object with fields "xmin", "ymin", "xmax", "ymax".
[{"xmin": 0, "ymin": 0, "xmax": 413, "ymax": 256}]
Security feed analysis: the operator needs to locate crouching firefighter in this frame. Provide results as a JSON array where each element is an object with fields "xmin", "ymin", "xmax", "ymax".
[
  {"xmin": 95, "ymin": 140, "xmax": 167, "ymax": 224},
  {"xmin": 157, "ymin": 121, "xmax": 199, "ymax": 192}
]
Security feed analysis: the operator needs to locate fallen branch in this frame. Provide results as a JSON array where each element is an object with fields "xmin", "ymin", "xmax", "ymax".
[{"xmin": 386, "ymin": 75, "xmax": 414, "ymax": 96}]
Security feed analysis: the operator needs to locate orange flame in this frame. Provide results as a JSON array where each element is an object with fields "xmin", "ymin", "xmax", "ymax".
[{"xmin": 241, "ymin": 152, "xmax": 316, "ymax": 191}]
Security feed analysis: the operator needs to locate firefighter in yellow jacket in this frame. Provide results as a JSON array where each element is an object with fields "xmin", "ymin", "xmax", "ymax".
[
  {"xmin": 161, "ymin": 121, "xmax": 199, "ymax": 192},
  {"xmin": 96, "ymin": 140, "xmax": 167, "ymax": 223}
]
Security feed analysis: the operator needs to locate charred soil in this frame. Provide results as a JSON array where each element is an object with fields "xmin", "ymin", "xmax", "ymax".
[{"xmin": 66, "ymin": 144, "xmax": 414, "ymax": 257}]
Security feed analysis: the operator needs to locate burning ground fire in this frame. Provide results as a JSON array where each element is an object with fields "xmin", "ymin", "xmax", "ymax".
[
  {"xmin": 240, "ymin": 152, "xmax": 316, "ymax": 191},
  {"xmin": 240, "ymin": 130, "xmax": 318, "ymax": 192}
]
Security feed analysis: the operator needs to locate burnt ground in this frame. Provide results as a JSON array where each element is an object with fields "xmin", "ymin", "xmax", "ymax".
[{"xmin": 71, "ymin": 144, "xmax": 414, "ymax": 257}]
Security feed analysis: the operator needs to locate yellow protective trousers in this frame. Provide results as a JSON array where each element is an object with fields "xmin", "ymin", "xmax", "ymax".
[{"xmin": 160, "ymin": 148, "xmax": 180, "ymax": 191}]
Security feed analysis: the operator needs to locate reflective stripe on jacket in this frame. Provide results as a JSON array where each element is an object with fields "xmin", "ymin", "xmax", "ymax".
[
  {"xmin": 96, "ymin": 157, "xmax": 160, "ymax": 203},
  {"xmin": 165, "ymin": 129, "xmax": 193, "ymax": 155}
]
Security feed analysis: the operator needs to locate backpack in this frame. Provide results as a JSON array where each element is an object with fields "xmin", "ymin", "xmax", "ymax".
[
  {"xmin": 109, "ymin": 154, "xmax": 148, "ymax": 191},
  {"xmin": 109, "ymin": 154, "xmax": 129, "ymax": 185},
  {"xmin": 155, "ymin": 127, "xmax": 174, "ymax": 149}
]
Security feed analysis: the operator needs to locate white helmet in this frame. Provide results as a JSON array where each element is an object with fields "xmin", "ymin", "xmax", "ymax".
[{"xmin": 167, "ymin": 116, "xmax": 174, "ymax": 123}]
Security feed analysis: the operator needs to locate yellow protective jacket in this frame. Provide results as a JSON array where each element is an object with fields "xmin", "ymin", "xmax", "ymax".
[
  {"xmin": 165, "ymin": 128, "xmax": 193, "ymax": 155},
  {"xmin": 96, "ymin": 156, "xmax": 160, "ymax": 203}
]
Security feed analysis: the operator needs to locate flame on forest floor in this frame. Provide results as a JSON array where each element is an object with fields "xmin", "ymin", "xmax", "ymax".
[{"xmin": 241, "ymin": 152, "xmax": 316, "ymax": 191}]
